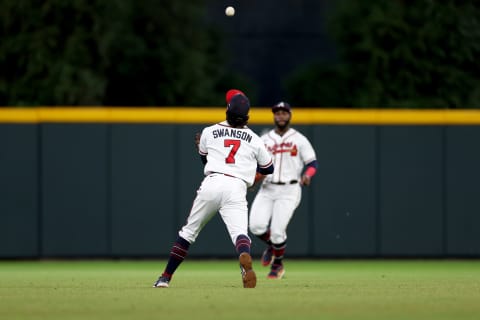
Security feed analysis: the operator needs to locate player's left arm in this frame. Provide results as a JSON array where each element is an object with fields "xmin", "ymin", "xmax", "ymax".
[
  {"xmin": 197, "ymin": 131, "xmax": 208, "ymax": 165},
  {"xmin": 300, "ymin": 136, "xmax": 317, "ymax": 186},
  {"xmin": 194, "ymin": 132, "xmax": 201, "ymax": 150},
  {"xmin": 300, "ymin": 159, "xmax": 317, "ymax": 186}
]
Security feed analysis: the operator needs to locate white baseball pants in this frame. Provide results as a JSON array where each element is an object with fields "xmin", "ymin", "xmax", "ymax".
[
  {"xmin": 249, "ymin": 183, "xmax": 301, "ymax": 244},
  {"xmin": 179, "ymin": 173, "xmax": 250, "ymax": 245}
]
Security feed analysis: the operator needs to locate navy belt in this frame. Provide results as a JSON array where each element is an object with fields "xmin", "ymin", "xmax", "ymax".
[
  {"xmin": 270, "ymin": 180, "xmax": 298, "ymax": 185},
  {"xmin": 210, "ymin": 172, "xmax": 235, "ymax": 178}
]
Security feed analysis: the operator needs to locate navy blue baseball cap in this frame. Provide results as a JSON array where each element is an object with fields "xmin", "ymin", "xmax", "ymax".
[
  {"xmin": 227, "ymin": 92, "xmax": 250, "ymax": 117},
  {"xmin": 272, "ymin": 101, "xmax": 291, "ymax": 113}
]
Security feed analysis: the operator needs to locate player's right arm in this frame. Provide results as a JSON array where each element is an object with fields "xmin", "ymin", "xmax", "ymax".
[
  {"xmin": 256, "ymin": 142, "xmax": 274, "ymax": 175},
  {"xmin": 256, "ymin": 134, "xmax": 273, "ymax": 175},
  {"xmin": 248, "ymin": 157, "xmax": 273, "ymax": 192},
  {"xmin": 257, "ymin": 162, "xmax": 273, "ymax": 175}
]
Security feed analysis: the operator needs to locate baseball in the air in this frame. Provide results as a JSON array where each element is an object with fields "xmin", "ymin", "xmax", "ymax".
[{"xmin": 225, "ymin": 6, "xmax": 235, "ymax": 17}]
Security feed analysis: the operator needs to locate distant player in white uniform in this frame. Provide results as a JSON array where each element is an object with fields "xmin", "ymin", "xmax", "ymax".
[
  {"xmin": 249, "ymin": 101, "xmax": 317, "ymax": 279},
  {"xmin": 153, "ymin": 89, "xmax": 273, "ymax": 288}
]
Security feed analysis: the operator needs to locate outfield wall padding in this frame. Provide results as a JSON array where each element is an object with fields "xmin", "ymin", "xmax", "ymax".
[{"xmin": 1, "ymin": 110, "xmax": 480, "ymax": 258}]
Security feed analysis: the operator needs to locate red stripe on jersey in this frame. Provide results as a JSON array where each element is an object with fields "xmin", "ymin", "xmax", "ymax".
[{"xmin": 259, "ymin": 159, "xmax": 273, "ymax": 168}]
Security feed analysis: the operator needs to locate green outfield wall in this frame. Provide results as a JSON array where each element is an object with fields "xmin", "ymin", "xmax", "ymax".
[{"xmin": 1, "ymin": 108, "xmax": 480, "ymax": 258}]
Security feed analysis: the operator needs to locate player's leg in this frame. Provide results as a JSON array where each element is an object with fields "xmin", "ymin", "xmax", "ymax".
[
  {"xmin": 220, "ymin": 200, "xmax": 250, "ymax": 256},
  {"xmin": 268, "ymin": 185, "xmax": 301, "ymax": 279},
  {"xmin": 249, "ymin": 187, "xmax": 275, "ymax": 265},
  {"xmin": 153, "ymin": 235, "xmax": 191, "ymax": 288},
  {"xmin": 258, "ymin": 230, "xmax": 274, "ymax": 266},
  {"xmin": 219, "ymin": 177, "xmax": 256, "ymax": 288},
  {"xmin": 153, "ymin": 177, "xmax": 221, "ymax": 288},
  {"xmin": 249, "ymin": 187, "xmax": 274, "ymax": 235}
]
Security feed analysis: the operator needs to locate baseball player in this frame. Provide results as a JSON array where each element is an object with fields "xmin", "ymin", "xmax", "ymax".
[
  {"xmin": 249, "ymin": 101, "xmax": 317, "ymax": 279},
  {"xmin": 153, "ymin": 89, "xmax": 273, "ymax": 288}
]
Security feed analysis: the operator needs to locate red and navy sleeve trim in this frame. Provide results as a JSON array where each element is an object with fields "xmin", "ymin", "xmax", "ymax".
[{"xmin": 257, "ymin": 160, "xmax": 274, "ymax": 175}]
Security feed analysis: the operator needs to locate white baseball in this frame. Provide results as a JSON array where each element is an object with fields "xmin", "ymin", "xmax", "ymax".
[{"xmin": 225, "ymin": 6, "xmax": 235, "ymax": 17}]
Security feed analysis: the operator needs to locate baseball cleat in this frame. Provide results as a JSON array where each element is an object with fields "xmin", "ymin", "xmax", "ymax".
[
  {"xmin": 261, "ymin": 246, "xmax": 274, "ymax": 267},
  {"xmin": 267, "ymin": 264, "xmax": 285, "ymax": 279},
  {"xmin": 153, "ymin": 276, "xmax": 170, "ymax": 288},
  {"xmin": 239, "ymin": 252, "xmax": 256, "ymax": 288}
]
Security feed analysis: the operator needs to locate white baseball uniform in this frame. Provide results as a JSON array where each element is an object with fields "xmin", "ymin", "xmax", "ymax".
[
  {"xmin": 179, "ymin": 121, "xmax": 273, "ymax": 245},
  {"xmin": 249, "ymin": 128, "xmax": 316, "ymax": 244}
]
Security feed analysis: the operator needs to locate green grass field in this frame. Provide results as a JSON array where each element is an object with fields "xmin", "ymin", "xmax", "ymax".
[{"xmin": 1, "ymin": 259, "xmax": 479, "ymax": 320}]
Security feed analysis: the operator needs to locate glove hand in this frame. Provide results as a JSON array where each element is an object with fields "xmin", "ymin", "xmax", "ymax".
[{"xmin": 194, "ymin": 132, "xmax": 201, "ymax": 150}]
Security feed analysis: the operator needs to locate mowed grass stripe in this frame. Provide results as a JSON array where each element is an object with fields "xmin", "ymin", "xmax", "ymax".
[{"xmin": 0, "ymin": 260, "xmax": 479, "ymax": 320}]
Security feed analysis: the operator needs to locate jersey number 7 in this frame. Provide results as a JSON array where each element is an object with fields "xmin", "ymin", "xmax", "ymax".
[{"xmin": 224, "ymin": 139, "xmax": 241, "ymax": 164}]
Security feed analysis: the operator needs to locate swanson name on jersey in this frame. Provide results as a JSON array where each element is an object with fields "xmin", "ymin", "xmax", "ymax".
[{"xmin": 212, "ymin": 128, "xmax": 253, "ymax": 143}]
